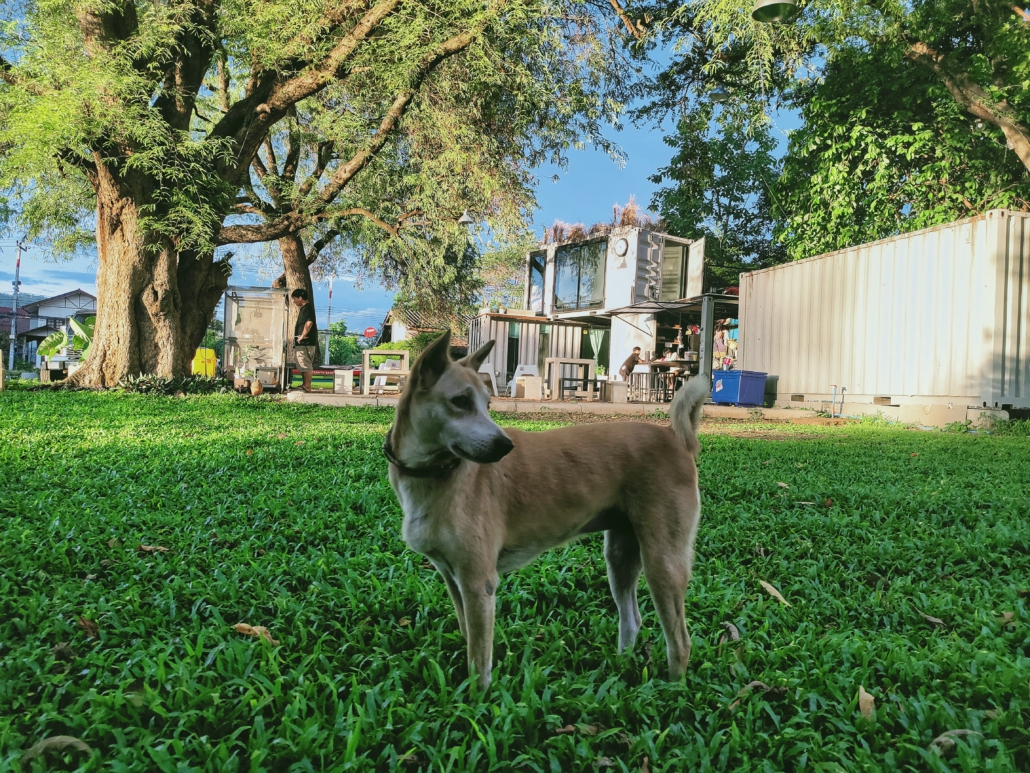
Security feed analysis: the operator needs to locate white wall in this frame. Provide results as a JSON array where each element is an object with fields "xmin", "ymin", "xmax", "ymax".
[
  {"xmin": 391, "ymin": 320, "xmax": 408, "ymax": 342},
  {"xmin": 609, "ymin": 313, "xmax": 656, "ymax": 377}
]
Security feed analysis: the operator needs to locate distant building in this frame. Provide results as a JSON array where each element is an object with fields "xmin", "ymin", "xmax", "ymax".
[
  {"xmin": 377, "ymin": 307, "xmax": 470, "ymax": 355},
  {"xmin": 18, "ymin": 289, "xmax": 97, "ymax": 364}
]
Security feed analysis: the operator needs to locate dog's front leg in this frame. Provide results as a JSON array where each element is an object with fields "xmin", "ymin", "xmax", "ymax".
[
  {"xmin": 436, "ymin": 567, "xmax": 467, "ymax": 640},
  {"xmin": 459, "ymin": 570, "xmax": 499, "ymax": 690}
]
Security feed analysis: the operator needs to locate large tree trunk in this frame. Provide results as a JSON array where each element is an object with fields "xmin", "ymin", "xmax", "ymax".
[
  {"xmin": 272, "ymin": 233, "xmax": 320, "ymax": 363},
  {"xmin": 66, "ymin": 166, "xmax": 226, "ymax": 387}
]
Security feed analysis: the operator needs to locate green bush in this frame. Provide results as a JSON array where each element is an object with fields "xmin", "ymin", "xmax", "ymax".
[
  {"xmin": 116, "ymin": 374, "xmax": 227, "ymax": 395},
  {"xmin": 368, "ymin": 332, "xmax": 442, "ymax": 367}
]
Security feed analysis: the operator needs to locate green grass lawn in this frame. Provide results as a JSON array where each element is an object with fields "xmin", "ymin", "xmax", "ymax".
[{"xmin": 0, "ymin": 392, "xmax": 1027, "ymax": 772}]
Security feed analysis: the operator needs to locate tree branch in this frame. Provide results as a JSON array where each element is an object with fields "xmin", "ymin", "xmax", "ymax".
[
  {"xmin": 217, "ymin": 10, "xmax": 498, "ymax": 244},
  {"xmin": 906, "ymin": 40, "xmax": 1030, "ymax": 172},
  {"xmin": 210, "ymin": 0, "xmax": 400, "ymax": 183},
  {"xmin": 608, "ymin": 0, "xmax": 643, "ymax": 40},
  {"xmin": 1012, "ymin": 5, "xmax": 1030, "ymax": 23}
]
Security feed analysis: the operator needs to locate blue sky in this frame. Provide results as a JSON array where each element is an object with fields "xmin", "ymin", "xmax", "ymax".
[{"xmin": 1, "ymin": 112, "xmax": 798, "ymax": 332}]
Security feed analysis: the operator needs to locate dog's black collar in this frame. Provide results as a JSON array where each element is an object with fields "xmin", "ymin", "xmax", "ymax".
[{"xmin": 383, "ymin": 432, "xmax": 461, "ymax": 479}]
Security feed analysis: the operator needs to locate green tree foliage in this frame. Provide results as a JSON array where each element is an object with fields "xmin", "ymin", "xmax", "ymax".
[
  {"xmin": 639, "ymin": 1, "xmax": 1030, "ymax": 261},
  {"xmin": 777, "ymin": 46, "xmax": 1030, "ymax": 260},
  {"xmin": 327, "ymin": 320, "xmax": 361, "ymax": 366},
  {"xmin": 0, "ymin": 0, "xmax": 637, "ymax": 385},
  {"xmin": 478, "ymin": 236, "xmax": 535, "ymax": 310},
  {"xmin": 650, "ymin": 104, "xmax": 785, "ymax": 285}
]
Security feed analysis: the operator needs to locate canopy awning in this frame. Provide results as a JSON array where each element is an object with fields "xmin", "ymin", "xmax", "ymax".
[{"xmin": 606, "ymin": 293, "xmax": 739, "ymax": 319}]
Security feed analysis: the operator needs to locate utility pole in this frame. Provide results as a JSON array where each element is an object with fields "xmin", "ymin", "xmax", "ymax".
[
  {"xmin": 8, "ymin": 240, "xmax": 24, "ymax": 373},
  {"xmin": 324, "ymin": 274, "xmax": 333, "ymax": 366}
]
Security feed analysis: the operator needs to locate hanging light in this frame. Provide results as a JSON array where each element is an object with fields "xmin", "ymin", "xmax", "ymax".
[
  {"xmin": 710, "ymin": 86, "xmax": 731, "ymax": 103},
  {"xmin": 457, "ymin": 210, "xmax": 474, "ymax": 226},
  {"xmin": 752, "ymin": 0, "xmax": 798, "ymax": 24}
]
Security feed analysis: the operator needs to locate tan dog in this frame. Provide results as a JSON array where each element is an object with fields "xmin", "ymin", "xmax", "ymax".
[{"xmin": 384, "ymin": 331, "xmax": 707, "ymax": 688}]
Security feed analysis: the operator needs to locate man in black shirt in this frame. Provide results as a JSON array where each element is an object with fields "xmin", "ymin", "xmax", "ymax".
[{"xmin": 291, "ymin": 288, "xmax": 317, "ymax": 392}]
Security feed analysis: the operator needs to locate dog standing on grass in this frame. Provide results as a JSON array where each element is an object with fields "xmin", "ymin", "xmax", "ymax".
[{"xmin": 384, "ymin": 331, "xmax": 707, "ymax": 688}]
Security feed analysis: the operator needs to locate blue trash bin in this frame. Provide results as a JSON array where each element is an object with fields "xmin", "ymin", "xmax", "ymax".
[{"xmin": 711, "ymin": 370, "xmax": 767, "ymax": 407}]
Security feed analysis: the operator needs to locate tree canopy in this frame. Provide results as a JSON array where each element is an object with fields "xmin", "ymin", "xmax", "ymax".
[{"xmin": 0, "ymin": 0, "xmax": 638, "ymax": 384}]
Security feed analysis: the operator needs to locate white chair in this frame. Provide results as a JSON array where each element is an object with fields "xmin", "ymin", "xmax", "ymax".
[
  {"xmin": 374, "ymin": 357, "xmax": 401, "ymax": 388},
  {"xmin": 477, "ymin": 361, "xmax": 500, "ymax": 397},
  {"xmin": 506, "ymin": 364, "xmax": 540, "ymax": 396}
]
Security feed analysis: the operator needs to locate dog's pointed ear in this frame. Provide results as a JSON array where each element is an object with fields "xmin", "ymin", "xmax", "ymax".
[
  {"xmin": 459, "ymin": 339, "xmax": 495, "ymax": 372},
  {"xmin": 410, "ymin": 330, "xmax": 452, "ymax": 389}
]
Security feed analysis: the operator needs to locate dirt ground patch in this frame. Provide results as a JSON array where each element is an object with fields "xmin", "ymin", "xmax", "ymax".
[{"xmin": 503, "ymin": 411, "xmax": 854, "ymax": 438}]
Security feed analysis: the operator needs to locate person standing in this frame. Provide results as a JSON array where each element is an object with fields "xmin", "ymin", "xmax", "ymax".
[
  {"xmin": 291, "ymin": 289, "xmax": 317, "ymax": 392},
  {"xmin": 618, "ymin": 346, "xmax": 642, "ymax": 380}
]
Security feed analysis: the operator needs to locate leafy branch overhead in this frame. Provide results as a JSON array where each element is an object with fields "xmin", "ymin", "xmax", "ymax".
[{"xmin": 0, "ymin": 0, "xmax": 640, "ymax": 386}]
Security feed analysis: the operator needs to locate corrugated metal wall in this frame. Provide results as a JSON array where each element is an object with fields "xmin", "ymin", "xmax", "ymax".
[
  {"xmin": 467, "ymin": 315, "xmax": 584, "ymax": 383},
  {"xmin": 739, "ymin": 210, "xmax": 1030, "ymax": 408}
]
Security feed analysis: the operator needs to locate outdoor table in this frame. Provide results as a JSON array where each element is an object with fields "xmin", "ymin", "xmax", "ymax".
[
  {"xmin": 544, "ymin": 357, "xmax": 595, "ymax": 399},
  {"xmin": 558, "ymin": 376, "xmax": 602, "ymax": 401}
]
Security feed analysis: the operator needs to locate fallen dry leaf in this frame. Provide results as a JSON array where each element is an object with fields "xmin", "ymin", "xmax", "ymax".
[
  {"xmin": 21, "ymin": 736, "xmax": 92, "ymax": 766},
  {"xmin": 929, "ymin": 729, "xmax": 983, "ymax": 757},
  {"xmin": 776, "ymin": 481, "xmax": 789, "ymax": 489},
  {"xmin": 138, "ymin": 544, "xmax": 170, "ymax": 553},
  {"xmin": 246, "ymin": 449, "xmax": 254, "ymax": 455},
  {"xmin": 554, "ymin": 725, "xmax": 576, "ymax": 735},
  {"xmin": 915, "ymin": 607, "xmax": 946, "ymax": 628},
  {"xmin": 233, "ymin": 623, "xmax": 280, "ymax": 646},
  {"xmin": 754, "ymin": 543, "xmax": 766, "ymax": 558},
  {"xmin": 51, "ymin": 642, "xmax": 77, "ymax": 661},
  {"xmin": 858, "ymin": 686, "xmax": 875, "ymax": 721},
  {"xmin": 824, "ymin": 499, "xmax": 834, "ymax": 507},
  {"xmin": 398, "ymin": 750, "xmax": 424, "ymax": 767},
  {"xmin": 295, "ymin": 440, "xmax": 305, "ymax": 446},
  {"xmin": 738, "ymin": 680, "xmax": 771, "ymax": 697},
  {"xmin": 107, "ymin": 537, "xmax": 122, "ymax": 549},
  {"xmin": 796, "ymin": 501, "xmax": 816, "ymax": 505},
  {"xmin": 997, "ymin": 611, "xmax": 1015, "ymax": 624},
  {"xmin": 718, "ymin": 622, "xmax": 740, "ymax": 645},
  {"xmin": 398, "ymin": 617, "xmax": 410, "ymax": 627},
  {"xmin": 76, "ymin": 616, "xmax": 98, "ymax": 638},
  {"xmin": 277, "ymin": 433, "xmax": 288, "ymax": 439},
  {"xmin": 985, "ymin": 709, "xmax": 1001, "ymax": 720},
  {"xmin": 762, "ymin": 459, "xmax": 775, "ymax": 465},
  {"xmin": 641, "ymin": 755, "xmax": 650, "ymax": 773},
  {"xmin": 910, "ymin": 452, "xmax": 919, "ymax": 457},
  {"xmin": 85, "ymin": 574, "xmax": 97, "ymax": 581},
  {"xmin": 596, "ymin": 757, "xmax": 614, "ymax": 768},
  {"xmin": 576, "ymin": 724, "xmax": 599, "ymax": 736},
  {"xmin": 760, "ymin": 581, "xmax": 791, "ymax": 607},
  {"xmin": 728, "ymin": 699, "xmax": 741, "ymax": 710}
]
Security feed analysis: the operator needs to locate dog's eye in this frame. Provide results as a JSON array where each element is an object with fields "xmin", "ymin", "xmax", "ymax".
[{"xmin": 451, "ymin": 394, "xmax": 472, "ymax": 411}]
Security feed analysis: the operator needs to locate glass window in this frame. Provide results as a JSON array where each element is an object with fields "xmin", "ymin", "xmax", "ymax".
[
  {"xmin": 553, "ymin": 240, "xmax": 607, "ymax": 311},
  {"xmin": 528, "ymin": 252, "xmax": 545, "ymax": 313},
  {"xmin": 661, "ymin": 244, "xmax": 685, "ymax": 302},
  {"xmin": 578, "ymin": 241, "xmax": 606, "ymax": 309},
  {"xmin": 554, "ymin": 245, "xmax": 580, "ymax": 310}
]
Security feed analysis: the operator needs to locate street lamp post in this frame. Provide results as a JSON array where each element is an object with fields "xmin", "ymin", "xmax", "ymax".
[
  {"xmin": 324, "ymin": 274, "xmax": 333, "ymax": 366},
  {"xmin": 8, "ymin": 240, "xmax": 25, "ymax": 372}
]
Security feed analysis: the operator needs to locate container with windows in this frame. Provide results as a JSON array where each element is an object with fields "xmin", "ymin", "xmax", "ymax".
[{"xmin": 523, "ymin": 226, "xmax": 702, "ymax": 318}]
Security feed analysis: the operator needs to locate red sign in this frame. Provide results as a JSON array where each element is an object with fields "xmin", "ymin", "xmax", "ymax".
[{"xmin": 363, "ymin": 327, "xmax": 378, "ymax": 338}]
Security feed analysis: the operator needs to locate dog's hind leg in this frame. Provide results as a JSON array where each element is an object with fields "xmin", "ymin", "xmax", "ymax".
[
  {"xmin": 638, "ymin": 506, "xmax": 698, "ymax": 680},
  {"xmin": 605, "ymin": 522, "xmax": 643, "ymax": 653}
]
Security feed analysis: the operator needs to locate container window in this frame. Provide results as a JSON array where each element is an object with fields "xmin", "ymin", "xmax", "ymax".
[
  {"xmin": 528, "ymin": 252, "xmax": 546, "ymax": 313},
  {"xmin": 554, "ymin": 240, "xmax": 607, "ymax": 311}
]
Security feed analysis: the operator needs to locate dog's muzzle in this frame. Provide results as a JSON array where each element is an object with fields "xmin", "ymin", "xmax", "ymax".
[{"xmin": 459, "ymin": 432, "xmax": 514, "ymax": 464}]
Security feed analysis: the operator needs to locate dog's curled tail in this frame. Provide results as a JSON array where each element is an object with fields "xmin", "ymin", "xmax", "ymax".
[{"xmin": 670, "ymin": 375, "xmax": 708, "ymax": 457}]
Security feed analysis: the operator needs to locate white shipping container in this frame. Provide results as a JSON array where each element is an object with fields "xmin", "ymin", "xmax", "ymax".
[{"xmin": 739, "ymin": 209, "xmax": 1030, "ymax": 410}]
